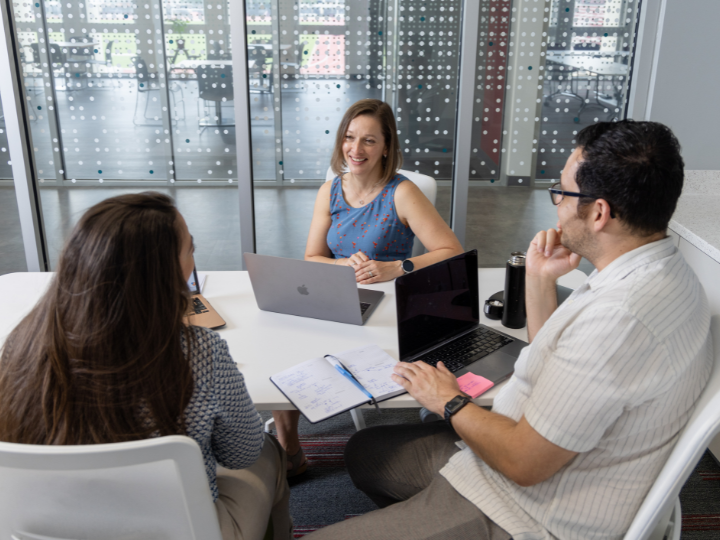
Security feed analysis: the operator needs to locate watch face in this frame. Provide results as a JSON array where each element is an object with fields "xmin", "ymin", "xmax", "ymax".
[
  {"xmin": 402, "ymin": 259, "xmax": 414, "ymax": 273},
  {"xmin": 445, "ymin": 395, "xmax": 469, "ymax": 417}
]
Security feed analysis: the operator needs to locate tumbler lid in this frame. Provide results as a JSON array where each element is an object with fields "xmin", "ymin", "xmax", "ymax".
[{"xmin": 509, "ymin": 251, "xmax": 526, "ymax": 266}]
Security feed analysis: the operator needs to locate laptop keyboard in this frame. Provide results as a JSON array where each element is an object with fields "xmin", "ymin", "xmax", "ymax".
[
  {"xmin": 188, "ymin": 297, "xmax": 209, "ymax": 316},
  {"xmin": 360, "ymin": 302, "xmax": 371, "ymax": 315},
  {"xmin": 415, "ymin": 327, "xmax": 513, "ymax": 373}
]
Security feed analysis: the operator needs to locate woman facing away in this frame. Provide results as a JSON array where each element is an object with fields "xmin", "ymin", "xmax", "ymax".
[
  {"xmin": 0, "ymin": 193, "xmax": 292, "ymax": 540},
  {"xmin": 273, "ymin": 99, "xmax": 465, "ymax": 476}
]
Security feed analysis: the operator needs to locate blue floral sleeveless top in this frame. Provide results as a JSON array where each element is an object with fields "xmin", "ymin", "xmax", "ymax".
[{"xmin": 327, "ymin": 173, "xmax": 415, "ymax": 262}]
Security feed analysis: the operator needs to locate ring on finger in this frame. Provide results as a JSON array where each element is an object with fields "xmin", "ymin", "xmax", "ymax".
[{"xmin": 368, "ymin": 271, "xmax": 374, "ymax": 278}]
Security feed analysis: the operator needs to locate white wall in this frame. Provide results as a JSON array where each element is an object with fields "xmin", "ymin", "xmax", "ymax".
[{"xmin": 641, "ymin": 0, "xmax": 720, "ymax": 170}]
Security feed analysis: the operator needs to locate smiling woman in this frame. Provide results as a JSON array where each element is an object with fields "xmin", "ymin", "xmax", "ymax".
[
  {"xmin": 271, "ymin": 100, "xmax": 466, "ymax": 477},
  {"xmin": 305, "ymin": 98, "xmax": 463, "ymax": 285}
]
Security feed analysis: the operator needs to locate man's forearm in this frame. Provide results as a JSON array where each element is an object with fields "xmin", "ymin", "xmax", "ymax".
[
  {"xmin": 525, "ymin": 275, "xmax": 558, "ymax": 342},
  {"xmin": 449, "ymin": 404, "xmax": 544, "ymax": 486},
  {"xmin": 449, "ymin": 404, "xmax": 576, "ymax": 487}
]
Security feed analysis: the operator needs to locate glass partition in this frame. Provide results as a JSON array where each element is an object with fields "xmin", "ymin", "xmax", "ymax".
[
  {"xmin": 248, "ymin": 0, "xmax": 465, "ymax": 260},
  {"xmin": 8, "ymin": 0, "xmax": 242, "ymax": 269},
  {"xmin": 0, "ymin": 98, "xmax": 28, "ymax": 274},
  {"xmin": 535, "ymin": 0, "xmax": 639, "ymax": 181},
  {"xmin": 464, "ymin": 0, "xmax": 640, "ymax": 271}
]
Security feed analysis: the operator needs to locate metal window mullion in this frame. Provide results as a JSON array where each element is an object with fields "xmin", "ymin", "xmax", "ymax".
[
  {"xmin": 0, "ymin": 0, "xmax": 48, "ymax": 271},
  {"xmin": 450, "ymin": 0, "xmax": 481, "ymax": 249},
  {"xmin": 384, "ymin": 0, "xmax": 400, "ymax": 110},
  {"xmin": 271, "ymin": 0, "xmax": 284, "ymax": 186},
  {"xmin": 151, "ymin": 0, "xmax": 176, "ymax": 184},
  {"xmin": 36, "ymin": 0, "xmax": 66, "ymax": 183},
  {"xmin": 231, "ymin": 0, "xmax": 256, "ymax": 264}
]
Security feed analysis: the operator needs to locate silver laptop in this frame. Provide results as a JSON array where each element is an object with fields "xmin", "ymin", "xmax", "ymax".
[
  {"xmin": 396, "ymin": 250, "xmax": 525, "ymax": 384},
  {"xmin": 244, "ymin": 253, "xmax": 385, "ymax": 325}
]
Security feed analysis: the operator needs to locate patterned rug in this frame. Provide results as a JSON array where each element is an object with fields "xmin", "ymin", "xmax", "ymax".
[{"xmin": 260, "ymin": 410, "xmax": 720, "ymax": 538}]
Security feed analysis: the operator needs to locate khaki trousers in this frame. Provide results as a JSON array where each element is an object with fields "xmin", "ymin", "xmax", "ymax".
[{"xmin": 214, "ymin": 433, "xmax": 293, "ymax": 540}]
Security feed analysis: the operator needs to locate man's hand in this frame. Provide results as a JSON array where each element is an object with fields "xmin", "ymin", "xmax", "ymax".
[
  {"xmin": 392, "ymin": 361, "xmax": 462, "ymax": 415},
  {"xmin": 526, "ymin": 228, "xmax": 581, "ymax": 282}
]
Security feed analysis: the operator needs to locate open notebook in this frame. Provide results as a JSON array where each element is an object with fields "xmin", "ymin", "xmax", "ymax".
[{"xmin": 270, "ymin": 345, "xmax": 406, "ymax": 423}]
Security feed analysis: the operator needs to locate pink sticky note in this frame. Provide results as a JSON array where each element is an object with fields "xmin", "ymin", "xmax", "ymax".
[{"xmin": 456, "ymin": 373, "xmax": 494, "ymax": 399}]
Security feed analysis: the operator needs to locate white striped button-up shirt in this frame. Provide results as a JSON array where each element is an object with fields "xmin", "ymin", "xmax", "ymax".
[{"xmin": 441, "ymin": 237, "xmax": 712, "ymax": 540}]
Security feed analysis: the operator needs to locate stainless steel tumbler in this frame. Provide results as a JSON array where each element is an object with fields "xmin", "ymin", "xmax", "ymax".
[{"xmin": 502, "ymin": 251, "xmax": 526, "ymax": 329}]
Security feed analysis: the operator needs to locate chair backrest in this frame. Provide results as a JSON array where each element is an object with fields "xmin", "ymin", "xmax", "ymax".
[
  {"xmin": 132, "ymin": 56, "xmax": 154, "ymax": 91},
  {"xmin": 105, "ymin": 40, "xmax": 114, "ymax": 64},
  {"xmin": 196, "ymin": 64, "xmax": 234, "ymax": 101},
  {"xmin": 623, "ymin": 315, "xmax": 720, "ymax": 540},
  {"xmin": 325, "ymin": 167, "xmax": 437, "ymax": 257},
  {"xmin": 0, "ymin": 435, "xmax": 222, "ymax": 540},
  {"xmin": 30, "ymin": 42, "xmax": 40, "ymax": 65},
  {"xmin": 48, "ymin": 45, "xmax": 65, "ymax": 66}
]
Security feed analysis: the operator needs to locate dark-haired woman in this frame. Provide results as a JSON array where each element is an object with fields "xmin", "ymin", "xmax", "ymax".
[
  {"xmin": 272, "ymin": 99, "xmax": 464, "ymax": 476},
  {"xmin": 0, "ymin": 193, "xmax": 292, "ymax": 540}
]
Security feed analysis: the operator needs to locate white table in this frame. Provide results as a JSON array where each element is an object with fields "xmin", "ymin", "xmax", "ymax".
[
  {"xmin": 545, "ymin": 53, "xmax": 629, "ymax": 121},
  {"xmin": 0, "ymin": 269, "xmax": 587, "ymax": 428},
  {"xmin": 546, "ymin": 53, "xmax": 629, "ymax": 77}
]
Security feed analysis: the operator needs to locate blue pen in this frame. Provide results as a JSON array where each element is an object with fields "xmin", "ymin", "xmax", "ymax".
[{"xmin": 324, "ymin": 355, "xmax": 380, "ymax": 411}]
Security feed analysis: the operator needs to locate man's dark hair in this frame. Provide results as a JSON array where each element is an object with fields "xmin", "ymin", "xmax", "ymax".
[{"xmin": 574, "ymin": 120, "xmax": 684, "ymax": 236}]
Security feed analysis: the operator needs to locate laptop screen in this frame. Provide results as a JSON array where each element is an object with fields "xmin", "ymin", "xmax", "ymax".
[
  {"xmin": 187, "ymin": 267, "xmax": 201, "ymax": 295},
  {"xmin": 395, "ymin": 250, "xmax": 479, "ymax": 361}
]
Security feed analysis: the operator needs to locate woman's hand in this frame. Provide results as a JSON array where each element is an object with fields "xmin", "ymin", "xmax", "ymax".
[
  {"xmin": 336, "ymin": 251, "xmax": 370, "ymax": 268},
  {"xmin": 353, "ymin": 258, "xmax": 403, "ymax": 284}
]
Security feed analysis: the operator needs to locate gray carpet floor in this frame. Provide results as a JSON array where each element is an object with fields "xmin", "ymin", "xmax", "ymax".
[{"xmin": 260, "ymin": 409, "xmax": 720, "ymax": 538}]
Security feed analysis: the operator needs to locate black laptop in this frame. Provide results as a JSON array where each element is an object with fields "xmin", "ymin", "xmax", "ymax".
[{"xmin": 395, "ymin": 250, "xmax": 525, "ymax": 383}]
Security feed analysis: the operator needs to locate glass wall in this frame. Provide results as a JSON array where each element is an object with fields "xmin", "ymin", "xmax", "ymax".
[
  {"xmin": 536, "ymin": 0, "xmax": 639, "ymax": 181},
  {"xmin": 4, "ymin": 0, "xmax": 642, "ymax": 272},
  {"xmin": 9, "ymin": 0, "xmax": 242, "ymax": 269},
  {"xmin": 0, "ymin": 98, "xmax": 28, "ymax": 275},
  {"xmin": 464, "ymin": 0, "xmax": 641, "ymax": 270},
  {"xmin": 248, "ymin": 0, "xmax": 466, "ymax": 259}
]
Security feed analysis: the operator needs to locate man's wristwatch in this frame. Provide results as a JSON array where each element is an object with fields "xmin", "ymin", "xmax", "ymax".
[
  {"xmin": 401, "ymin": 259, "xmax": 414, "ymax": 274},
  {"xmin": 444, "ymin": 395, "xmax": 471, "ymax": 425}
]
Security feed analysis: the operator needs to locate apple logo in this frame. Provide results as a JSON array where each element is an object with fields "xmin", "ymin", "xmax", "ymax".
[{"xmin": 297, "ymin": 285, "xmax": 309, "ymax": 295}]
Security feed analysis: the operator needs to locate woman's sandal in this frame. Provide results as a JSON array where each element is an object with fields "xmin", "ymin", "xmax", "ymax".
[{"xmin": 286, "ymin": 447, "xmax": 308, "ymax": 478}]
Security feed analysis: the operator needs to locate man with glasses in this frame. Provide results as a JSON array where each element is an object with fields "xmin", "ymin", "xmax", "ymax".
[{"xmin": 305, "ymin": 120, "xmax": 712, "ymax": 540}]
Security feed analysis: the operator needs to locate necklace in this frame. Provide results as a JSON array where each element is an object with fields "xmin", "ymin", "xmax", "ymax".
[{"xmin": 345, "ymin": 176, "xmax": 384, "ymax": 205}]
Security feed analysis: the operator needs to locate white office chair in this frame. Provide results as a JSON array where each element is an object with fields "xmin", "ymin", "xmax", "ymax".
[
  {"xmin": 0, "ymin": 435, "xmax": 222, "ymax": 540},
  {"xmin": 325, "ymin": 166, "xmax": 438, "ymax": 258},
  {"xmin": 623, "ymin": 315, "xmax": 720, "ymax": 540}
]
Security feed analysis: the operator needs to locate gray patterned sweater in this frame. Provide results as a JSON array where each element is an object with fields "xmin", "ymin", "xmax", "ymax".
[{"xmin": 180, "ymin": 326, "xmax": 264, "ymax": 501}]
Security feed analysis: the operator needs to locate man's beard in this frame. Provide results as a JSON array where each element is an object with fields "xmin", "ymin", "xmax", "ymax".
[{"xmin": 560, "ymin": 213, "xmax": 598, "ymax": 263}]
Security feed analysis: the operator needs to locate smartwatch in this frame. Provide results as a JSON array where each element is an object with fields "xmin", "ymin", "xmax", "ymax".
[
  {"xmin": 402, "ymin": 259, "xmax": 415, "ymax": 274},
  {"xmin": 444, "ymin": 395, "xmax": 471, "ymax": 425}
]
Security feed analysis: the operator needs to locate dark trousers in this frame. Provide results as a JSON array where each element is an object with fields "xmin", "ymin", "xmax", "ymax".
[{"xmin": 304, "ymin": 421, "xmax": 512, "ymax": 540}]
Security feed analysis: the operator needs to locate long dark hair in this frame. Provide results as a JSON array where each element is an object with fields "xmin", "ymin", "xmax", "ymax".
[{"xmin": 0, "ymin": 192, "xmax": 195, "ymax": 445}]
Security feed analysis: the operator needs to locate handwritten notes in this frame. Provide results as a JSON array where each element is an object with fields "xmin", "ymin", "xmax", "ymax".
[
  {"xmin": 270, "ymin": 345, "xmax": 406, "ymax": 424},
  {"xmin": 271, "ymin": 357, "xmax": 366, "ymax": 423},
  {"xmin": 337, "ymin": 345, "xmax": 405, "ymax": 400},
  {"xmin": 456, "ymin": 372, "xmax": 494, "ymax": 399}
]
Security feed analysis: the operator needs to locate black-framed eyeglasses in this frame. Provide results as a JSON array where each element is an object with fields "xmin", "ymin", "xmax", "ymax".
[{"xmin": 548, "ymin": 182, "xmax": 615, "ymax": 219}]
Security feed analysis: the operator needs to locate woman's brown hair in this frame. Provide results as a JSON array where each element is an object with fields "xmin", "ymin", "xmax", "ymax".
[
  {"xmin": 0, "ymin": 192, "xmax": 195, "ymax": 445},
  {"xmin": 330, "ymin": 99, "xmax": 403, "ymax": 185}
]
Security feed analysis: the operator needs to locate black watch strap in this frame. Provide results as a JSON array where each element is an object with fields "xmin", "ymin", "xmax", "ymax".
[{"xmin": 444, "ymin": 395, "xmax": 471, "ymax": 425}]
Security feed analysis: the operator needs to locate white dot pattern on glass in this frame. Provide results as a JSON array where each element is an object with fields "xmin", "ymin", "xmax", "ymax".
[
  {"xmin": 245, "ymin": 0, "xmax": 462, "ymax": 184},
  {"xmin": 535, "ymin": 0, "xmax": 638, "ymax": 181},
  {"xmin": 13, "ymin": 0, "xmax": 238, "ymax": 183},
  {"xmin": 6, "ymin": 0, "xmax": 640, "ymax": 189}
]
